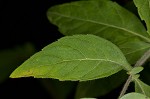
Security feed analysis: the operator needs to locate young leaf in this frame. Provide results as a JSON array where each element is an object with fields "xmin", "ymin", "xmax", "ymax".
[
  {"xmin": 133, "ymin": 0, "xmax": 150, "ymax": 34},
  {"xmin": 134, "ymin": 79, "xmax": 150, "ymax": 97},
  {"xmin": 10, "ymin": 34, "xmax": 131, "ymax": 81},
  {"xmin": 129, "ymin": 67, "xmax": 143, "ymax": 75},
  {"xmin": 47, "ymin": 0, "xmax": 150, "ymax": 64},
  {"xmin": 120, "ymin": 92, "xmax": 150, "ymax": 99}
]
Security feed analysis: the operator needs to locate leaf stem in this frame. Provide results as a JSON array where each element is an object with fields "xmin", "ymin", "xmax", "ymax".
[{"xmin": 118, "ymin": 48, "xmax": 150, "ymax": 99}]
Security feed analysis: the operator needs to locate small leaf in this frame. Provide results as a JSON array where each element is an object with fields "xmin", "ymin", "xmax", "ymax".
[
  {"xmin": 134, "ymin": 79, "xmax": 150, "ymax": 97},
  {"xmin": 120, "ymin": 92, "xmax": 150, "ymax": 99},
  {"xmin": 132, "ymin": 74, "xmax": 140, "ymax": 80},
  {"xmin": 133, "ymin": 0, "xmax": 150, "ymax": 34},
  {"xmin": 10, "ymin": 34, "xmax": 131, "ymax": 81},
  {"xmin": 129, "ymin": 67, "xmax": 143, "ymax": 75}
]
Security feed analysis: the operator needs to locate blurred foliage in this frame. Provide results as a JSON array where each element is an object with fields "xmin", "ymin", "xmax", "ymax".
[
  {"xmin": 0, "ymin": 43, "xmax": 36, "ymax": 83},
  {"xmin": 40, "ymin": 79, "xmax": 77, "ymax": 99}
]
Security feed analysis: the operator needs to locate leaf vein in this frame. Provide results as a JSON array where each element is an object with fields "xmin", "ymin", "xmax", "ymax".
[
  {"xmin": 122, "ymin": 46, "xmax": 150, "ymax": 55},
  {"xmin": 61, "ymin": 58, "xmax": 125, "ymax": 67},
  {"xmin": 50, "ymin": 12, "xmax": 150, "ymax": 42}
]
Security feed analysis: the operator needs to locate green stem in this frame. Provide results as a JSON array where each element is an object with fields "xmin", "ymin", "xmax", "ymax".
[{"xmin": 118, "ymin": 48, "xmax": 150, "ymax": 99}]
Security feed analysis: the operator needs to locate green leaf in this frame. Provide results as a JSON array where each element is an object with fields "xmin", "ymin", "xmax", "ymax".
[
  {"xmin": 133, "ymin": 0, "xmax": 150, "ymax": 34},
  {"xmin": 47, "ymin": 0, "xmax": 150, "ymax": 64},
  {"xmin": 75, "ymin": 70, "xmax": 127, "ymax": 98},
  {"xmin": 120, "ymin": 92, "xmax": 150, "ymax": 99},
  {"xmin": 118, "ymin": 40, "xmax": 150, "ymax": 64},
  {"xmin": 47, "ymin": 0, "xmax": 149, "ymax": 41},
  {"xmin": 10, "ymin": 34, "xmax": 131, "ymax": 81},
  {"xmin": 134, "ymin": 79, "xmax": 150, "ymax": 97},
  {"xmin": 0, "ymin": 43, "xmax": 35, "ymax": 83},
  {"xmin": 129, "ymin": 67, "xmax": 143, "ymax": 75}
]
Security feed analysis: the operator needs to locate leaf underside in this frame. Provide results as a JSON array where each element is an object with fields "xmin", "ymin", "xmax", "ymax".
[{"xmin": 10, "ymin": 35, "xmax": 131, "ymax": 81}]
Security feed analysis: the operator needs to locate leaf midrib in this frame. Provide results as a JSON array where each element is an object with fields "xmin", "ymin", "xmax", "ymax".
[
  {"xmin": 56, "ymin": 58, "xmax": 127, "ymax": 70},
  {"xmin": 134, "ymin": 79, "xmax": 146, "ymax": 96},
  {"xmin": 49, "ymin": 12, "xmax": 150, "ymax": 42}
]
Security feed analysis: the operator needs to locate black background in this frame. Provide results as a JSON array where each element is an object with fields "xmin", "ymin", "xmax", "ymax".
[
  {"xmin": 0, "ymin": 0, "xmax": 67, "ymax": 99},
  {"xmin": 0, "ymin": 0, "xmax": 130, "ymax": 99}
]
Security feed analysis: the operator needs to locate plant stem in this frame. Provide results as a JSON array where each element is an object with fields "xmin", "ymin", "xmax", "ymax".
[
  {"xmin": 118, "ymin": 48, "xmax": 150, "ymax": 99},
  {"xmin": 118, "ymin": 75, "xmax": 132, "ymax": 99},
  {"xmin": 134, "ymin": 49, "xmax": 150, "ymax": 67}
]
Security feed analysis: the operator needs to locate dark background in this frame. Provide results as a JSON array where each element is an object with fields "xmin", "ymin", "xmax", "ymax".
[
  {"xmin": 0, "ymin": 0, "xmax": 67, "ymax": 99},
  {"xmin": 0, "ymin": 0, "xmax": 131, "ymax": 99}
]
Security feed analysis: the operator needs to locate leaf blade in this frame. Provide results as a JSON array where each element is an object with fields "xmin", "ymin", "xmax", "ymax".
[
  {"xmin": 134, "ymin": 79, "xmax": 150, "ymax": 97},
  {"xmin": 47, "ymin": 0, "xmax": 149, "ymax": 41},
  {"xmin": 10, "ymin": 35, "xmax": 131, "ymax": 81},
  {"xmin": 119, "ymin": 40, "xmax": 150, "ymax": 64},
  {"xmin": 120, "ymin": 92, "xmax": 150, "ymax": 99},
  {"xmin": 47, "ymin": 0, "xmax": 150, "ymax": 64}
]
